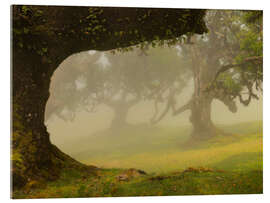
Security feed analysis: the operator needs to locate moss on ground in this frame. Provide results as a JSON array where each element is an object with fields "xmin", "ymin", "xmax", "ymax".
[{"xmin": 12, "ymin": 167, "xmax": 262, "ymax": 198}]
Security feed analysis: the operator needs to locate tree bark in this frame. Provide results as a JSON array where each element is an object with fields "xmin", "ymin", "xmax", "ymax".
[
  {"xmin": 185, "ymin": 40, "xmax": 220, "ymax": 140},
  {"xmin": 189, "ymin": 96, "xmax": 217, "ymax": 140},
  {"xmin": 12, "ymin": 47, "xmax": 89, "ymax": 189}
]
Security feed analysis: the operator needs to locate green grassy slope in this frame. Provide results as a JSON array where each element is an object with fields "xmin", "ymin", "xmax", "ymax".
[
  {"xmin": 13, "ymin": 167, "xmax": 262, "ymax": 198},
  {"xmin": 73, "ymin": 121, "xmax": 262, "ymax": 173},
  {"xmin": 13, "ymin": 121, "xmax": 263, "ymax": 198}
]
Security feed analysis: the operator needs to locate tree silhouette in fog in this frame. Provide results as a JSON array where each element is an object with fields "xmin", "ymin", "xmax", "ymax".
[{"xmin": 47, "ymin": 47, "xmax": 191, "ymax": 128}]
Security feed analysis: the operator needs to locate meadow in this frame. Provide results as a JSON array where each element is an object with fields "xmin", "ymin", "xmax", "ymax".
[
  {"xmin": 13, "ymin": 121, "xmax": 263, "ymax": 198},
  {"xmin": 73, "ymin": 121, "xmax": 263, "ymax": 173}
]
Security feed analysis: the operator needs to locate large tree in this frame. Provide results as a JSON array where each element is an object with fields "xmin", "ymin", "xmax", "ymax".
[
  {"xmin": 12, "ymin": 5, "xmax": 207, "ymax": 188},
  {"xmin": 151, "ymin": 10, "xmax": 262, "ymax": 140}
]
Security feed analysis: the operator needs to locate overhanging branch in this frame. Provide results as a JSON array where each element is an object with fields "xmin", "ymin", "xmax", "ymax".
[{"xmin": 213, "ymin": 56, "xmax": 263, "ymax": 83}]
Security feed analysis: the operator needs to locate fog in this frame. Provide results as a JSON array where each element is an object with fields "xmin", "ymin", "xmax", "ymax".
[
  {"xmin": 45, "ymin": 49, "xmax": 262, "ymax": 160},
  {"xmin": 44, "ymin": 10, "xmax": 262, "ymax": 171}
]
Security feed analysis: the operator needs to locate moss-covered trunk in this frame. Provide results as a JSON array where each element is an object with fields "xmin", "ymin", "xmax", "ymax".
[
  {"xmin": 12, "ymin": 48, "xmax": 54, "ymax": 187},
  {"xmin": 12, "ymin": 48, "xmax": 83, "ymax": 188},
  {"xmin": 12, "ymin": 46, "xmax": 92, "ymax": 189}
]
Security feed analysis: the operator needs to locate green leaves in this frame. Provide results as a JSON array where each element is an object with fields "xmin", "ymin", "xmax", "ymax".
[
  {"xmin": 18, "ymin": 42, "xmax": 23, "ymax": 48},
  {"xmin": 42, "ymin": 47, "xmax": 48, "ymax": 53},
  {"xmin": 166, "ymin": 29, "xmax": 172, "ymax": 36},
  {"xmin": 37, "ymin": 47, "xmax": 48, "ymax": 56},
  {"xmin": 119, "ymin": 31, "xmax": 124, "ymax": 36},
  {"xmin": 23, "ymin": 28, "xmax": 29, "ymax": 34},
  {"xmin": 21, "ymin": 5, "xmax": 30, "ymax": 15},
  {"xmin": 13, "ymin": 28, "xmax": 22, "ymax": 35}
]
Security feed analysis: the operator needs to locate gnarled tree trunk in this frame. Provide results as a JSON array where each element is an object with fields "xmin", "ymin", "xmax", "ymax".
[
  {"xmin": 106, "ymin": 97, "xmax": 139, "ymax": 129},
  {"xmin": 189, "ymin": 96, "xmax": 216, "ymax": 140},
  {"xmin": 188, "ymin": 47, "xmax": 217, "ymax": 139},
  {"xmin": 12, "ymin": 47, "xmax": 88, "ymax": 188}
]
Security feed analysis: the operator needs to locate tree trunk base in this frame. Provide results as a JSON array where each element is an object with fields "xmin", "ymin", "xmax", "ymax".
[
  {"xmin": 182, "ymin": 126, "xmax": 232, "ymax": 149},
  {"xmin": 12, "ymin": 142, "xmax": 98, "ymax": 190},
  {"xmin": 110, "ymin": 120, "xmax": 131, "ymax": 131},
  {"xmin": 190, "ymin": 126, "xmax": 218, "ymax": 141}
]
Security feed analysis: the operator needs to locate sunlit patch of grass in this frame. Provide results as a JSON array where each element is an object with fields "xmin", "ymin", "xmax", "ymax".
[
  {"xmin": 87, "ymin": 136, "xmax": 262, "ymax": 173},
  {"xmin": 213, "ymin": 152, "xmax": 263, "ymax": 171}
]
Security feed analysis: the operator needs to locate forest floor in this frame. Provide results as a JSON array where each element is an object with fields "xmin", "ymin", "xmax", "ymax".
[{"xmin": 12, "ymin": 121, "xmax": 263, "ymax": 198}]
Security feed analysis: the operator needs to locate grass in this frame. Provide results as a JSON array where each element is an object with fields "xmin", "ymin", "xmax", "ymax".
[
  {"xmin": 73, "ymin": 121, "xmax": 262, "ymax": 173},
  {"xmin": 12, "ymin": 121, "xmax": 263, "ymax": 198},
  {"xmin": 13, "ymin": 167, "xmax": 262, "ymax": 198}
]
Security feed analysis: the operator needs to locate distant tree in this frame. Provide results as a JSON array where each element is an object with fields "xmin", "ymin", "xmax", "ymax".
[
  {"xmin": 46, "ymin": 47, "xmax": 191, "ymax": 128},
  {"xmin": 151, "ymin": 10, "xmax": 262, "ymax": 140},
  {"xmin": 81, "ymin": 50, "xmax": 145, "ymax": 128},
  {"xmin": 45, "ymin": 52, "xmax": 101, "ymax": 122}
]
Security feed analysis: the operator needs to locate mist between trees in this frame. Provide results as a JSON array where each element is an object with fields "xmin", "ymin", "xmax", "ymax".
[{"xmin": 45, "ymin": 10, "xmax": 262, "ymax": 157}]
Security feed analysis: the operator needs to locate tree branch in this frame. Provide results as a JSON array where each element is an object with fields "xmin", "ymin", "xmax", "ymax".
[
  {"xmin": 172, "ymin": 101, "xmax": 192, "ymax": 116},
  {"xmin": 213, "ymin": 56, "xmax": 263, "ymax": 82},
  {"xmin": 237, "ymin": 80, "xmax": 259, "ymax": 106},
  {"xmin": 150, "ymin": 88, "xmax": 175, "ymax": 124},
  {"xmin": 150, "ymin": 88, "xmax": 192, "ymax": 124},
  {"xmin": 150, "ymin": 99, "xmax": 171, "ymax": 125}
]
